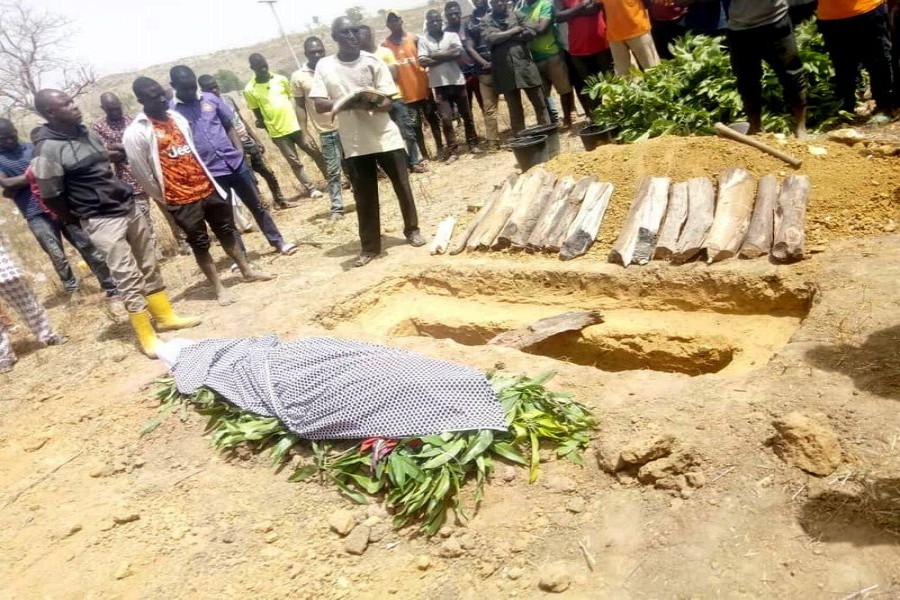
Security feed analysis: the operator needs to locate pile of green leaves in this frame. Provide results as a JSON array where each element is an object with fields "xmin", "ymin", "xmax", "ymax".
[
  {"xmin": 149, "ymin": 372, "xmax": 596, "ymax": 536},
  {"xmin": 586, "ymin": 22, "xmax": 846, "ymax": 142}
]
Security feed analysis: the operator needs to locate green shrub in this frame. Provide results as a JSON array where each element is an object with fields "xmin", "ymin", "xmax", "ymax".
[{"xmin": 586, "ymin": 22, "xmax": 846, "ymax": 142}]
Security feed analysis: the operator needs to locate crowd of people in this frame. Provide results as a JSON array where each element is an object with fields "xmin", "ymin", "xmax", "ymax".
[{"xmin": 0, "ymin": 0, "xmax": 896, "ymax": 371}]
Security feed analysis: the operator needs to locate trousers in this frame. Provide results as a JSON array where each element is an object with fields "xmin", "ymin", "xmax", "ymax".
[
  {"xmin": 388, "ymin": 99, "xmax": 421, "ymax": 167},
  {"xmin": 819, "ymin": 5, "xmax": 894, "ymax": 112},
  {"xmin": 215, "ymin": 162, "xmax": 285, "ymax": 249},
  {"xmin": 81, "ymin": 203, "xmax": 164, "ymax": 313},
  {"xmin": 477, "ymin": 73, "xmax": 500, "ymax": 142},
  {"xmin": 727, "ymin": 15, "xmax": 808, "ymax": 118},
  {"xmin": 344, "ymin": 149, "xmax": 420, "ymax": 256},
  {"xmin": 0, "ymin": 275, "xmax": 62, "ymax": 369},
  {"xmin": 318, "ymin": 130, "xmax": 346, "ymax": 214},
  {"xmin": 504, "ymin": 86, "xmax": 550, "ymax": 135},
  {"xmin": 407, "ymin": 98, "xmax": 443, "ymax": 161},
  {"xmin": 434, "ymin": 84, "xmax": 479, "ymax": 155},
  {"xmin": 26, "ymin": 213, "xmax": 118, "ymax": 296},
  {"xmin": 271, "ymin": 129, "xmax": 326, "ymax": 194},
  {"xmin": 247, "ymin": 145, "xmax": 285, "ymax": 203}
]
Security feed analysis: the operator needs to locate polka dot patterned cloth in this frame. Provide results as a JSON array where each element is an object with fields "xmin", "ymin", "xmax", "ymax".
[{"xmin": 171, "ymin": 336, "xmax": 508, "ymax": 440}]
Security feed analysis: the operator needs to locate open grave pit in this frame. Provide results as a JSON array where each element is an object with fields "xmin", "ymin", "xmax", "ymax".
[{"xmin": 317, "ymin": 265, "xmax": 816, "ymax": 377}]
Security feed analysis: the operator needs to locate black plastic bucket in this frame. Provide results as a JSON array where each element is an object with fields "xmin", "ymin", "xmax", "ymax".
[
  {"xmin": 517, "ymin": 123, "xmax": 560, "ymax": 158},
  {"xmin": 509, "ymin": 135, "xmax": 549, "ymax": 171},
  {"xmin": 578, "ymin": 124, "xmax": 619, "ymax": 152}
]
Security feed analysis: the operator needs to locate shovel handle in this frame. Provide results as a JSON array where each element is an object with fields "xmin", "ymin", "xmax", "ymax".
[{"xmin": 714, "ymin": 122, "xmax": 803, "ymax": 168}]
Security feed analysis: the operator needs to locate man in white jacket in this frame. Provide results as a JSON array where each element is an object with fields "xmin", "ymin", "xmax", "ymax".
[{"xmin": 123, "ymin": 77, "xmax": 272, "ymax": 307}]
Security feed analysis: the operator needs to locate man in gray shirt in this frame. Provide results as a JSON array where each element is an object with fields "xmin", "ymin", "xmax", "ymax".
[
  {"xmin": 419, "ymin": 9, "xmax": 482, "ymax": 162},
  {"xmin": 673, "ymin": 0, "xmax": 807, "ymax": 137}
]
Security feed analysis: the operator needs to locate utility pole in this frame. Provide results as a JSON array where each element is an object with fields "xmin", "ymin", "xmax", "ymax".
[{"xmin": 258, "ymin": 0, "xmax": 301, "ymax": 69}]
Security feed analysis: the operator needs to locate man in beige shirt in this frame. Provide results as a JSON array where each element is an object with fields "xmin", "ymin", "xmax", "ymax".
[{"xmin": 292, "ymin": 37, "xmax": 345, "ymax": 219}]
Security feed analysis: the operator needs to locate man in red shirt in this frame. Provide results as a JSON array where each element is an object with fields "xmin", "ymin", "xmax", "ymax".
[
  {"xmin": 555, "ymin": 0, "xmax": 614, "ymax": 114},
  {"xmin": 124, "ymin": 77, "xmax": 273, "ymax": 311}
]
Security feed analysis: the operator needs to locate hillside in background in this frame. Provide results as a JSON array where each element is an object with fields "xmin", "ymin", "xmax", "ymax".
[{"xmin": 76, "ymin": 4, "xmax": 433, "ymax": 123}]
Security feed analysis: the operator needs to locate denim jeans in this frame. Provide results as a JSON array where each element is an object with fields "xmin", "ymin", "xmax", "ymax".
[
  {"xmin": 318, "ymin": 131, "xmax": 345, "ymax": 214},
  {"xmin": 214, "ymin": 162, "xmax": 285, "ymax": 249},
  {"xmin": 27, "ymin": 213, "xmax": 118, "ymax": 296},
  {"xmin": 388, "ymin": 99, "xmax": 420, "ymax": 167}
]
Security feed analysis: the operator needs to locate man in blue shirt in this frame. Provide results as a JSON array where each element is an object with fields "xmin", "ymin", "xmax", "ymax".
[
  {"xmin": 169, "ymin": 65, "xmax": 296, "ymax": 255},
  {"xmin": 0, "ymin": 118, "xmax": 119, "ymax": 303}
]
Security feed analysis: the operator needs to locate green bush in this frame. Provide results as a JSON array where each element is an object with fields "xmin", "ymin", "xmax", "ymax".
[
  {"xmin": 586, "ymin": 22, "xmax": 846, "ymax": 142},
  {"xmin": 213, "ymin": 69, "xmax": 243, "ymax": 93}
]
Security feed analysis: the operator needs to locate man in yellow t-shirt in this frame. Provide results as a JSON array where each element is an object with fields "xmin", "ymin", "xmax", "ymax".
[
  {"xmin": 243, "ymin": 53, "xmax": 326, "ymax": 200},
  {"xmin": 817, "ymin": 0, "xmax": 893, "ymax": 118},
  {"xmin": 598, "ymin": 0, "xmax": 660, "ymax": 76}
]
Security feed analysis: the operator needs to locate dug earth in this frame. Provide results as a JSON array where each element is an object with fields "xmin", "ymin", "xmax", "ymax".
[{"xmin": 0, "ymin": 134, "xmax": 898, "ymax": 598}]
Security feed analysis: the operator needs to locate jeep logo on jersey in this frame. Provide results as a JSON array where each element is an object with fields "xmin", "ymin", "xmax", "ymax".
[{"xmin": 167, "ymin": 144, "xmax": 192, "ymax": 158}]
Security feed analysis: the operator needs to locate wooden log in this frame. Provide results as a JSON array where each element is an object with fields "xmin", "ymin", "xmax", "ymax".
[
  {"xmin": 468, "ymin": 174, "xmax": 527, "ymax": 251},
  {"xmin": 671, "ymin": 177, "xmax": 716, "ymax": 264},
  {"xmin": 772, "ymin": 174, "xmax": 811, "ymax": 263},
  {"xmin": 654, "ymin": 181, "xmax": 689, "ymax": 260},
  {"xmin": 704, "ymin": 167, "xmax": 758, "ymax": 264},
  {"xmin": 632, "ymin": 177, "xmax": 670, "ymax": 265},
  {"xmin": 488, "ymin": 311, "xmax": 604, "ymax": 350},
  {"xmin": 430, "ymin": 217, "xmax": 457, "ymax": 255},
  {"xmin": 497, "ymin": 168, "xmax": 553, "ymax": 248},
  {"xmin": 739, "ymin": 174, "xmax": 779, "ymax": 259},
  {"xmin": 510, "ymin": 173, "xmax": 558, "ymax": 248},
  {"xmin": 560, "ymin": 182, "xmax": 614, "ymax": 261},
  {"xmin": 609, "ymin": 177, "xmax": 669, "ymax": 266},
  {"xmin": 527, "ymin": 177, "xmax": 576, "ymax": 250},
  {"xmin": 545, "ymin": 176, "xmax": 595, "ymax": 252},
  {"xmin": 451, "ymin": 174, "xmax": 517, "ymax": 254}
]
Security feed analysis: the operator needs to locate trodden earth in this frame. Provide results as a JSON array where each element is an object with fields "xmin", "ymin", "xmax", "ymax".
[{"xmin": 0, "ymin": 131, "xmax": 899, "ymax": 599}]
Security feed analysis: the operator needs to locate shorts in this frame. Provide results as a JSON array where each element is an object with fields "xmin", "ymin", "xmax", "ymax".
[
  {"xmin": 536, "ymin": 53, "xmax": 573, "ymax": 96},
  {"xmin": 167, "ymin": 193, "xmax": 236, "ymax": 252}
]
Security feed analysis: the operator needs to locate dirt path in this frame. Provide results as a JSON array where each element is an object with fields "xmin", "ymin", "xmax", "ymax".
[{"xmin": 0, "ymin": 135, "xmax": 898, "ymax": 599}]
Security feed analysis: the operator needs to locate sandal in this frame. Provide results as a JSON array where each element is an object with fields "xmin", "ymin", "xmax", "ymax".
[{"xmin": 354, "ymin": 253, "xmax": 377, "ymax": 268}]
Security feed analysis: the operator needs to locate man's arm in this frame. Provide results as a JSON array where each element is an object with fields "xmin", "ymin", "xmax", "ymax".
[
  {"xmin": 554, "ymin": 0, "xmax": 584, "ymax": 22},
  {"xmin": 463, "ymin": 33, "xmax": 491, "ymax": 69},
  {"xmin": 292, "ymin": 76, "xmax": 311, "ymax": 134},
  {"xmin": 0, "ymin": 173, "xmax": 27, "ymax": 191},
  {"xmin": 123, "ymin": 127, "xmax": 164, "ymax": 204},
  {"xmin": 482, "ymin": 22, "xmax": 525, "ymax": 46},
  {"xmin": 313, "ymin": 98, "xmax": 334, "ymax": 114},
  {"xmin": 215, "ymin": 96, "xmax": 244, "ymax": 152},
  {"xmin": 31, "ymin": 148, "xmax": 72, "ymax": 221},
  {"xmin": 418, "ymin": 36, "xmax": 464, "ymax": 67}
]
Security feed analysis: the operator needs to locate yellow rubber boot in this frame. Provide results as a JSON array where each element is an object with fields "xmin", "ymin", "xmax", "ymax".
[
  {"xmin": 129, "ymin": 310, "xmax": 161, "ymax": 358},
  {"xmin": 146, "ymin": 291, "xmax": 202, "ymax": 332}
]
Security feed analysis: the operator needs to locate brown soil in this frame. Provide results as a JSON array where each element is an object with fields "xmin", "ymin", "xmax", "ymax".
[
  {"xmin": 546, "ymin": 135, "xmax": 900, "ymax": 252},
  {"xmin": 1, "ymin": 130, "xmax": 899, "ymax": 598}
]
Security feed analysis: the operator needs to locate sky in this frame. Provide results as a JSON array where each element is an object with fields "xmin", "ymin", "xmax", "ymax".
[{"xmin": 27, "ymin": 0, "xmax": 429, "ymax": 75}]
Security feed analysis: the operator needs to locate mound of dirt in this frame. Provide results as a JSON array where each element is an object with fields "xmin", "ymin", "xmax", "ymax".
[{"xmin": 546, "ymin": 135, "xmax": 900, "ymax": 252}]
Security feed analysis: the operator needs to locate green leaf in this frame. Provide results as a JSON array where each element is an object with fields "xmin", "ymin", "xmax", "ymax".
[
  {"xmin": 289, "ymin": 464, "xmax": 319, "ymax": 482},
  {"xmin": 460, "ymin": 430, "xmax": 494, "ymax": 464},
  {"xmin": 421, "ymin": 437, "xmax": 466, "ymax": 469}
]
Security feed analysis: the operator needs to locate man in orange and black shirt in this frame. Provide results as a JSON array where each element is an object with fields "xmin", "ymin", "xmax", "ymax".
[{"xmin": 124, "ymin": 77, "xmax": 273, "ymax": 308}]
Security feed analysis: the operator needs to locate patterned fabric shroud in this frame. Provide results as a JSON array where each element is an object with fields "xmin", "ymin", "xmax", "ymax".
[{"xmin": 170, "ymin": 336, "xmax": 508, "ymax": 440}]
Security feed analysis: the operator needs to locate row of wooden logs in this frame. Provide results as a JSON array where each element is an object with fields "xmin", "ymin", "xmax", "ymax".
[
  {"xmin": 437, "ymin": 166, "xmax": 810, "ymax": 265},
  {"xmin": 444, "ymin": 168, "xmax": 613, "ymax": 260},
  {"xmin": 611, "ymin": 168, "xmax": 810, "ymax": 266}
]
